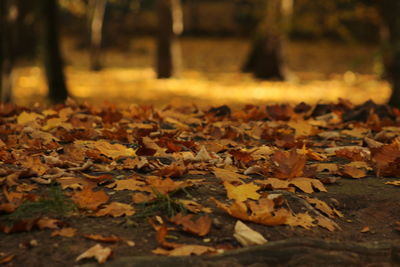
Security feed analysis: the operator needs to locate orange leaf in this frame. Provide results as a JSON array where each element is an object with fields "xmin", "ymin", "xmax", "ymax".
[
  {"xmin": 152, "ymin": 245, "xmax": 216, "ymax": 256},
  {"xmin": 72, "ymin": 187, "xmax": 109, "ymax": 210},
  {"xmin": 95, "ymin": 202, "xmax": 135, "ymax": 217},
  {"xmin": 83, "ymin": 234, "xmax": 121, "ymax": 243},
  {"xmin": 51, "ymin": 227, "xmax": 77, "ymax": 237}
]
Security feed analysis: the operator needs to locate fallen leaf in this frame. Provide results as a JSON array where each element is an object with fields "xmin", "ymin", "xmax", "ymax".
[
  {"xmin": 339, "ymin": 165, "xmax": 367, "ymax": 179},
  {"xmin": 233, "ymin": 220, "xmax": 267, "ymax": 246},
  {"xmin": 224, "ymin": 181, "xmax": 261, "ymax": 202},
  {"xmin": 72, "ymin": 187, "xmax": 109, "ymax": 210},
  {"xmin": 75, "ymin": 244, "xmax": 112, "ymax": 264},
  {"xmin": 152, "ymin": 245, "xmax": 216, "ymax": 256},
  {"xmin": 51, "ymin": 227, "xmax": 77, "ymax": 237},
  {"xmin": 95, "ymin": 202, "xmax": 135, "ymax": 217},
  {"xmin": 170, "ymin": 213, "xmax": 212, "ymax": 236},
  {"xmin": 360, "ymin": 226, "xmax": 370, "ymax": 233},
  {"xmin": 385, "ymin": 180, "xmax": 400, "ymax": 186},
  {"xmin": 0, "ymin": 253, "xmax": 15, "ymax": 264},
  {"xmin": 271, "ymin": 150, "xmax": 306, "ymax": 179},
  {"xmin": 212, "ymin": 167, "xmax": 248, "ymax": 183},
  {"xmin": 83, "ymin": 234, "xmax": 122, "ymax": 243}
]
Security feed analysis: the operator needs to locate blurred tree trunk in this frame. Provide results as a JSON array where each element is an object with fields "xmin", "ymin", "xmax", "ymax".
[
  {"xmin": 377, "ymin": 0, "xmax": 400, "ymax": 107},
  {"xmin": 156, "ymin": 0, "xmax": 183, "ymax": 79},
  {"xmin": 89, "ymin": 0, "xmax": 107, "ymax": 71},
  {"xmin": 37, "ymin": 0, "xmax": 68, "ymax": 103},
  {"xmin": 242, "ymin": 0, "xmax": 292, "ymax": 80},
  {"xmin": 0, "ymin": 0, "xmax": 17, "ymax": 103}
]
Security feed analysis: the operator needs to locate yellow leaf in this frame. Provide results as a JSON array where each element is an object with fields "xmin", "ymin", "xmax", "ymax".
[{"xmin": 224, "ymin": 182, "xmax": 261, "ymax": 202}]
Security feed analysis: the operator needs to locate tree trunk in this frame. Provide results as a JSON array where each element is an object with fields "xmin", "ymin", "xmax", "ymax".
[
  {"xmin": 377, "ymin": 0, "xmax": 400, "ymax": 107},
  {"xmin": 242, "ymin": 0, "xmax": 291, "ymax": 80},
  {"xmin": 0, "ymin": 0, "xmax": 16, "ymax": 103},
  {"xmin": 89, "ymin": 0, "xmax": 107, "ymax": 71},
  {"xmin": 156, "ymin": 0, "xmax": 183, "ymax": 79},
  {"xmin": 38, "ymin": 0, "xmax": 68, "ymax": 103}
]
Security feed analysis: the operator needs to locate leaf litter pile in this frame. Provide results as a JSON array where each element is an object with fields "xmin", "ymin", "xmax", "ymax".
[{"xmin": 0, "ymin": 99, "xmax": 400, "ymax": 265}]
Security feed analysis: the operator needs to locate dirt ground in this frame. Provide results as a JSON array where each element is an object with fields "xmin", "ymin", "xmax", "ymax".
[{"xmin": 1, "ymin": 100, "xmax": 400, "ymax": 266}]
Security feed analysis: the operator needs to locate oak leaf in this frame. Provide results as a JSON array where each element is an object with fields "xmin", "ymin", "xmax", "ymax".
[{"xmin": 83, "ymin": 234, "xmax": 121, "ymax": 243}]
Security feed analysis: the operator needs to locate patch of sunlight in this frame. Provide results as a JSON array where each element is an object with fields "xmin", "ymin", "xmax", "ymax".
[{"xmin": 12, "ymin": 66, "xmax": 391, "ymax": 107}]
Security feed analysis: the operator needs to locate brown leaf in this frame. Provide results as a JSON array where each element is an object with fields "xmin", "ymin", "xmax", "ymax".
[
  {"xmin": 0, "ymin": 253, "xmax": 15, "ymax": 264},
  {"xmin": 83, "ymin": 234, "xmax": 122, "ymax": 243},
  {"xmin": 170, "ymin": 213, "xmax": 212, "ymax": 236},
  {"xmin": 370, "ymin": 141, "xmax": 400, "ymax": 177},
  {"xmin": 271, "ymin": 150, "xmax": 306, "ymax": 179}
]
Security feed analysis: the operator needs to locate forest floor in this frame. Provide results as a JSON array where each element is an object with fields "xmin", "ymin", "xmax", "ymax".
[{"xmin": 0, "ymin": 99, "xmax": 400, "ymax": 266}]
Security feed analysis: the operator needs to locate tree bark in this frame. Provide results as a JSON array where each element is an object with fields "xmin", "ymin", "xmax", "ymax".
[
  {"xmin": 156, "ymin": 0, "xmax": 183, "ymax": 79},
  {"xmin": 377, "ymin": 0, "xmax": 400, "ymax": 107},
  {"xmin": 38, "ymin": 0, "xmax": 68, "ymax": 103},
  {"xmin": 0, "ymin": 0, "xmax": 16, "ymax": 103},
  {"xmin": 89, "ymin": 0, "xmax": 107, "ymax": 71},
  {"xmin": 242, "ymin": 0, "xmax": 291, "ymax": 80}
]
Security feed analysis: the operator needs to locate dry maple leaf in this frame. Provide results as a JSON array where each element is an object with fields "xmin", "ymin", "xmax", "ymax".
[
  {"xmin": 339, "ymin": 165, "xmax": 367, "ymax": 179},
  {"xmin": 177, "ymin": 199, "xmax": 212, "ymax": 213},
  {"xmin": 146, "ymin": 176, "xmax": 189, "ymax": 195},
  {"xmin": 95, "ymin": 202, "xmax": 135, "ymax": 217},
  {"xmin": 370, "ymin": 141, "xmax": 400, "ymax": 177},
  {"xmin": 289, "ymin": 177, "xmax": 327, "ymax": 193},
  {"xmin": 108, "ymin": 178, "xmax": 145, "ymax": 191},
  {"xmin": 51, "ymin": 227, "xmax": 77, "ymax": 237},
  {"xmin": 224, "ymin": 181, "xmax": 261, "ymax": 202},
  {"xmin": 271, "ymin": 150, "xmax": 306, "ymax": 179},
  {"xmin": 36, "ymin": 217, "xmax": 63, "ymax": 230},
  {"xmin": 301, "ymin": 196, "xmax": 343, "ymax": 218},
  {"xmin": 72, "ymin": 187, "xmax": 109, "ymax": 211},
  {"xmin": 212, "ymin": 167, "xmax": 248, "ymax": 183},
  {"xmin": 83, "ymin": 234, "xmax": 122, "ymax": 243},
  {"xmin": 75, "ymin": 244, "xmax": 112, "ymax": 264},
  {"xmin": 211, "ymin": 197, "xmax": 288, "ymax": 226},
  {"xmin": 170, "ymin": 213, "xmax": 212, "ymax": 236},
  {"xmin": 152, "ymin": 244, "xmax": 216, "ymax": 256}
]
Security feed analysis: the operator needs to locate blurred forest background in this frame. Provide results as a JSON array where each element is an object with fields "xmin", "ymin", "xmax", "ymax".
[{"xmin": 1, "ymin": 0, "xmax": 400, "ymax": 107}]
